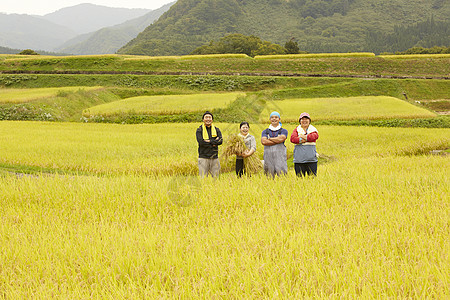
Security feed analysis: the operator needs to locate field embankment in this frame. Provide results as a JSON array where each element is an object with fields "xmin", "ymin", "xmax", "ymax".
[{"xmin": 1, "ymin": 54, "xmax": 449, "ymax": 78}]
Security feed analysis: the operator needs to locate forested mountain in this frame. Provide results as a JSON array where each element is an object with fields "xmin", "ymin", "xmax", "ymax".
[
  {"xmin": 0, "ymin": 45, "xmax": 22, "ymax": 54},
  {"xmin": 118, "ymin": 0, "xmax": 450, "ymax": 56},
  {"xmin": 366, "ymin": 18, "xmax": 450, "ymax": 54},
  {"xmin": 56, "ymin": 2, "xmax": 174, "ymax": 55},
  {"xmin": 0, "ymin": 45, "xmax": 68, "ymax": 55},
  {"xmin": 41, "ymin": 4, "xmax": 151, "ymax": 34}
]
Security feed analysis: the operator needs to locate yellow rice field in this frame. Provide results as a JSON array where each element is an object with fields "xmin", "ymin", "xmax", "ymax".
[
  {"xmin": 261, "ymin": 96, "xmax": 436, "ymax": 122},
  {"xmin": 0, "ymin": 121, "xmax": 448, "ymax": 175},
  {"xmin": 123, "ymin": 53, "xmax": 250, "ymax": 60},
  {"xmin": 83, "ymin": 92, "xmax": 245, "ymax": 117},
  {"xmin": 1, "ymin": 49, "xmax": 449, "ymax": 297},
  {"xmin": 379, "ymin": 54, "xmax": 450, "ymax": 59},
  {"xmin": 0, "ymin": 153, "xmax": 448, "ymax": 297},
  {"xmin": 254, "ymin": 52, "xmax": 376, "ymax": 59},
  {"xmin": 0, "ymin": 121, "xmax": 448, "ymax": 298}
]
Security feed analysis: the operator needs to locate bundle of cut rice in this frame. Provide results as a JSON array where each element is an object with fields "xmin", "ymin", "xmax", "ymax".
[{"xmin": 223, "ymin": 134, "xmax": 262, "ymax": 175}]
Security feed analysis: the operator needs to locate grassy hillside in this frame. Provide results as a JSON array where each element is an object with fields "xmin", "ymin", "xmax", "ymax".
[
  {"xmin": 0, "ymin": 86, "xmax": 101, "ymax": 104},
  {"xmin": 0, "ymin": 88, "xmax": 120, "ymax": 122},
  {"xmin": 118, "ymin": 0, "xmax": 450, "ymax": 55},
  {"xmin": 1, "ymin": 73, "xmax": 447, "ymax": 101}
]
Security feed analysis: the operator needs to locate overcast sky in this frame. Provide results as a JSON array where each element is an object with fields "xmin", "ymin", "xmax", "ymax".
[{"xmin": 0, "ymin": 0, "xmax": 176, "ymax": 15}]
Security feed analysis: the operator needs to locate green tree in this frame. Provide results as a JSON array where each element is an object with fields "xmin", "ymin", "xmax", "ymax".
[
  {"xmin": 18, "ymin": 49, "xmax": 39, "ymax": 55},
  {"xmin": 365, "ymin": 18, "xmax": 450, "ymax": 54},
  {"xmin": 252, "ymin": 41, "xmax": 286, "ymax": 56},
  {"xmin": 284, "ymin": 38, "xmax": 300, "ymax": 54},
  {"xmin": 191, "ymin": 33, "xmax": 285, "ymax": 57},
  {"xmin": 215, "ymin": 34, "xmax": 261, "ymax": 56}
]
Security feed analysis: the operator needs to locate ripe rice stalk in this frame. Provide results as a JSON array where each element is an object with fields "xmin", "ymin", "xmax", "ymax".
[
  {"xmin": 379, "ymin": 54, "xmax": 450, "ymax": 59},
  {"xmin": 223, "ymin": 134, "xmax": 262, "ymax": 175},
  {"xmin": 254, "ymin": 52, "xmax": 375, "ymax": 59}
]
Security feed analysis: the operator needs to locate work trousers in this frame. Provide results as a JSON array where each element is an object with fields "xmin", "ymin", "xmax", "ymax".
[
  {"xmin": 294, "ymin": 162, "xmax": 317, "ymax": 177},
  {"xmin": 198, "ymin": 158, "xmax": 220, "ymax": 178}
]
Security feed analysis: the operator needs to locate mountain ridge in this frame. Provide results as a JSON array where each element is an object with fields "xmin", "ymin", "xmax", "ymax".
[
  {"xmin": 0, "ymin": 3, "xmax": 159, "ymax": 52},
  {"xmin": 42, "ymin": 3, "xmax": 151, "ymax": 34},
  {"xmin": 0, "ymin": 13, "xmax": 76, "ymax": 50},
  {"xmin": 56, "ymin": 2, "xmax": 175, "ymax": 55}
]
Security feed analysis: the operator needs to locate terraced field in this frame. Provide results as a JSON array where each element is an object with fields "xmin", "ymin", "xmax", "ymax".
[
  {"xmin": 260, "ymin": 96, "xmax": 436, "ymax": 122},
  {"xmin": 83, "ymin": 92, "xmax": 244, "ymax": 117},
  {"xmin": 0, "ymin": 53, "xmax": 448, "ymax": 298}
]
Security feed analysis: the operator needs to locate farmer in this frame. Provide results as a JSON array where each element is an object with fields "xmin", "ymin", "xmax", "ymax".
[
  {"xmin": 261, "ymin": 111, "xmax": 288, "ymax": 177},
  {"xmin": 196, "ymin": 111, "xmax": 223, "ymax": 178},
  {"xmin": 290, "ymin": 112, "xmax": 319, "ymax": 176},
  {"xmin": 235, "ymin": 121, "xmax": 257, "ymax": 177}
]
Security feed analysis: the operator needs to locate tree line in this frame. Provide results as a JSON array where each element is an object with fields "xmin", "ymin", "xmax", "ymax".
[
  {"xmin": 365, "ymin": 18, "xmax": 449, "ymax": 54},
  {"xmin": 190, "ymin": 33, "xmax": 449, "ymax": 57}
]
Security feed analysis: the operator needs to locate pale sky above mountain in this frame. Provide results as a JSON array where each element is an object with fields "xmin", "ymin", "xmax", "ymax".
[{"xmin": 0, "ymin": 0, "xmax": 175, "ymax": 15}]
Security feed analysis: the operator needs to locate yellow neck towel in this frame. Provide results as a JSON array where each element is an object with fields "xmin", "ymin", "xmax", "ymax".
[{"xmin": 203, "ymin": 124, "xmax": 217, "ymax": 140}]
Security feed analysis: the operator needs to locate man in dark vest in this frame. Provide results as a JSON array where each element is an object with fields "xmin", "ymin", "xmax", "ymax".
[{"xmin": 196, "ymin": 111, "xmax": 223, "ymax": 178}]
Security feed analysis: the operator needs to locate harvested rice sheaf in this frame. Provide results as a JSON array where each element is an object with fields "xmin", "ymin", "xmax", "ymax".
[{"xmin": 223, "ymin": 134, "xmax": 262, "ymax": 175}]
